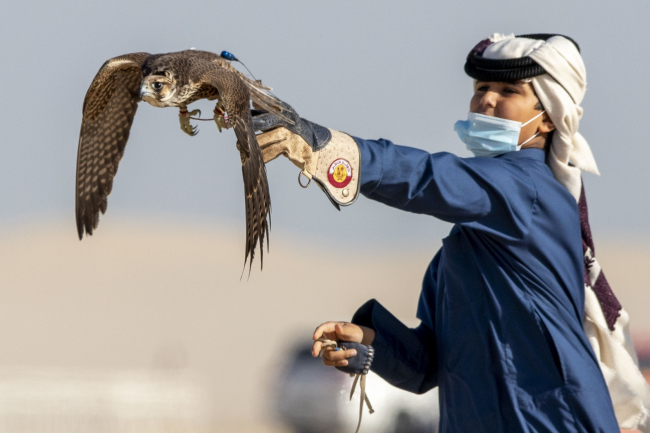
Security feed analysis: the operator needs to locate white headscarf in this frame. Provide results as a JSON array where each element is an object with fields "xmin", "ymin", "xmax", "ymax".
[{"xmin": 482, "ymin": 33, "xmax": 598, "ymax": 201}]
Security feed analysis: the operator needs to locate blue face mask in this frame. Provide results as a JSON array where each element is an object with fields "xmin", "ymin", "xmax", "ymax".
[{"xmin": 454, "ymin": 111, "xmax": 545, "ymax": 157}]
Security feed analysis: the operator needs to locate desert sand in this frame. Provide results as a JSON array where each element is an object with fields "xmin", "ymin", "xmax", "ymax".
[{"xmin": 0, "ymin": 219, "xmax": 647, "ymax": 432}]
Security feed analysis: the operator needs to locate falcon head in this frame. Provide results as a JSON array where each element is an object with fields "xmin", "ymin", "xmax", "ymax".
[{"xmin": 140, "ymin": 70, "xmax": 177, "ymax": 107}]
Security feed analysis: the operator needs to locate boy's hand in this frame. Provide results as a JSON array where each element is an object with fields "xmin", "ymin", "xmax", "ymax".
[{"xmin": 312, "ymin": 322, "xmax": 375, "ymax": 367}]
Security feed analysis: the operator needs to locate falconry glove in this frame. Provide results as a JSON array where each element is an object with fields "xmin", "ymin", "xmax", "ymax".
[
  {"xmin": 317, "ymin": 338, "xmax": 375, "ymax": 433},
  {"xmin": 252, "ymin": 103, "xmax": 361, "ymax": 209}
]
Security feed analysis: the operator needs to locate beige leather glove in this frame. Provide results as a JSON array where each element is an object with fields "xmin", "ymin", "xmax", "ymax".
[{"xmin": 254, "ymin": 112, "xmax": 361, "ymax": 208}]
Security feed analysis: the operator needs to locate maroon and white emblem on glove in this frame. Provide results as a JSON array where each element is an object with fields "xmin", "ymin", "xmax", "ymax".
[{"xmin": 327, "ymin": 158, "xmax": 353, "ymax": 188}]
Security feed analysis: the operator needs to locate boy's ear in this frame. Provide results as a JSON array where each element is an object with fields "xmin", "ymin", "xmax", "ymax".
[{"xmin": 539, "ymin": 113, "xmax": 555, "ymax": 133}]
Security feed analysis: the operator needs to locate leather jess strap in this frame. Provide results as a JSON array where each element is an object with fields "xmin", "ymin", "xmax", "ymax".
[{"xmin": 317, "ymin": 337, "xmax": 375, "ymax": 433}]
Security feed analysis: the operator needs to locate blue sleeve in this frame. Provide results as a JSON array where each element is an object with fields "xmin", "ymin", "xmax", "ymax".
[
  {"xmin": 353, "ymin": 137, "xmax": 536, "ymax": 239},
  {"xmin": 351, "ymin": 299, "xmax": 438, "ymax": 395}
]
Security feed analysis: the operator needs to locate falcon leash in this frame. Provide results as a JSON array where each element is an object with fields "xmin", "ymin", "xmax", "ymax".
[{"xmin": 317, "ymin": 337, "xmax": 375, "ymax": 433}]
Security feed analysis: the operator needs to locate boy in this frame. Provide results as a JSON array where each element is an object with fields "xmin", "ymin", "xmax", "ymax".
[{"xmin": 255, "ymin": 34, "xmax": 648, "ymax": 432}]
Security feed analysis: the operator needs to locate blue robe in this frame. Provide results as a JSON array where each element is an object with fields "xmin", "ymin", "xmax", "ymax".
[{"xmin": 349, "ymin": 137, "xmax": 619, "ymax": 432}]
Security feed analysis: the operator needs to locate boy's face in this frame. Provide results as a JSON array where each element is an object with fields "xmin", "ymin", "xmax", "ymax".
[{"xmin": 470, "ymin": 81, "xmax": 553, "ymax": 146}]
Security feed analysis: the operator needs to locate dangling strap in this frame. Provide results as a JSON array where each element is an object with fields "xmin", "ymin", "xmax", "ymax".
[
  {"xmin": 349, "ymin": 372, "xmax": 374, "ymax": 433},
  {"xmin": 317, "ymin": 337, "xmax": 375, "ymax": 432}
]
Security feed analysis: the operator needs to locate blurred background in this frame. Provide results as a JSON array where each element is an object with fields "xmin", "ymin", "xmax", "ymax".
[{"xmin": 1, "ymin": 0, "xmax": 649, "ymax": 431}]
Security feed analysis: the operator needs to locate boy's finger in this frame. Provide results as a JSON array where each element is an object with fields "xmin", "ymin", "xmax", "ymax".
[
  {"xmin": 323, "ymin": 349, "xmax": 357, "ymax": 362},
  {"xmin": 312, "ymin": 342, "xmax": 338, "ymax": 358},
  {"xmin": 322, "ymin": 358, "xmax": 348, "ymax": 368},
  {"xmin": 336, "ymin": 323, "xmax": 362, "ymax": 342},
  {"xmin": 312, "ymin": 341, "xmax": 322, "ymax": 357},
  {"xmin": 313, "ymin": 322, "xmax": 338, "ymax": 340}
]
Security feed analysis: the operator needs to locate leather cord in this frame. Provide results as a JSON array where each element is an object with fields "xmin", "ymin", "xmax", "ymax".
[{"xmin": 317, "ymin": 337, "xmax": 375, "ymax": 432}]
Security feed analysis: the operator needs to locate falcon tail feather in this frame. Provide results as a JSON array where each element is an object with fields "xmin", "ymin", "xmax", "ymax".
[{"xmin": 235, "ymin": 117, "xmax": 271, "ymax": 272}]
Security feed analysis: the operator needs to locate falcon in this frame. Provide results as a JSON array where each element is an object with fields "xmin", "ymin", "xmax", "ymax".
[{"xmin": 76, "ymin": 50, "xmax": 286, "ymax": 269}]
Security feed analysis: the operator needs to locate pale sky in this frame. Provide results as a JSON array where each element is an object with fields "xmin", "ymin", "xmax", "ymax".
[{"xmin": 1, "ymin": 0, "xmax": 649, "ymax": 249}]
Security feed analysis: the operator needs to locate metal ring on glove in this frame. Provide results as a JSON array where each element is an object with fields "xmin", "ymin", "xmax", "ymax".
[{"xmin": 298, "ymin": 170, "xmax": 312, "ymax": 188}]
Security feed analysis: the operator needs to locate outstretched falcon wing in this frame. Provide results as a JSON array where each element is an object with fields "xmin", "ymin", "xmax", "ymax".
[
  {"xmin": 76, "ymin": 52, "xmax": 150, "ymax": 239},
  {"xmin": 201, "ymin": 67, "xmax": 272, "ymax": 270}
]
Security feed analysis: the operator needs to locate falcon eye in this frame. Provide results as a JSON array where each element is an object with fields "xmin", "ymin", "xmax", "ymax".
[{"xmin": 152, "ymin": 82, "xmax": 163, "ymax": 91}]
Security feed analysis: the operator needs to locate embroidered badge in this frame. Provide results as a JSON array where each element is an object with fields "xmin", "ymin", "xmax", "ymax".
[{"xmin": 328, "ymin": 159, "xmax": 353, "ymax": 188}]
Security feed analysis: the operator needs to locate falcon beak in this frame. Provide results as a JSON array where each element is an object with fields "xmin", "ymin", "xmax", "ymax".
[{"xmin": 139, "ymin": 84, "xmax": 152, "ymax": 99}]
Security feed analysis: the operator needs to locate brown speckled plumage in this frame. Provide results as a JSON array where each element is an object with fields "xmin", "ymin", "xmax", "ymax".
[{"xmin": 76, "ymin": 50, "xmax": 283, "ymax": 270}]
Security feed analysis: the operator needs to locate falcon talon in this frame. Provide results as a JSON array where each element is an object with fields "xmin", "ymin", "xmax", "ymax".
[
  {"xmin": 214, "ymin": 115, "xmax": 225, "ymax": 132},
  {"xmin": 179, "ymin": 109, "xmax": 201, "ymax": 136},
  {"xmin": 213, "ymin": 106, "xmax": 231, "ymax": 132}
]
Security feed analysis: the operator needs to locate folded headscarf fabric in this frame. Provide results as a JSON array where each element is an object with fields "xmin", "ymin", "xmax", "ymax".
[
  {"xmin": 580, "ymin": 183, "xmax": 650, "ymax": 431},
  {"xmin": 464, "ymin": 33, "xmax": 650, "ymax": 431}
]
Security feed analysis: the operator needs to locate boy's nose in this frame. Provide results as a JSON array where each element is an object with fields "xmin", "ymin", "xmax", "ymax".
[{"xmin": 479, "ymin": 91, "xmax": 498, "ymax": 109}]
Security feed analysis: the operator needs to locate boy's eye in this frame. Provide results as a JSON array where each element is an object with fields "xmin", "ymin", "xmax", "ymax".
[
  {"xmin": 476, "ymin": 85, "xmax": 489, "ymax": 92},
  {"xmin": 504, "ymin": 87, "xmax": 518, "ymax": 94}
]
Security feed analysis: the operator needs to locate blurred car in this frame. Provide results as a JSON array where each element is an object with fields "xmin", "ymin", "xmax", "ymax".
[{"xmin": 270, "ymin": 345, "xmax": 439, "ymax": 433}]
